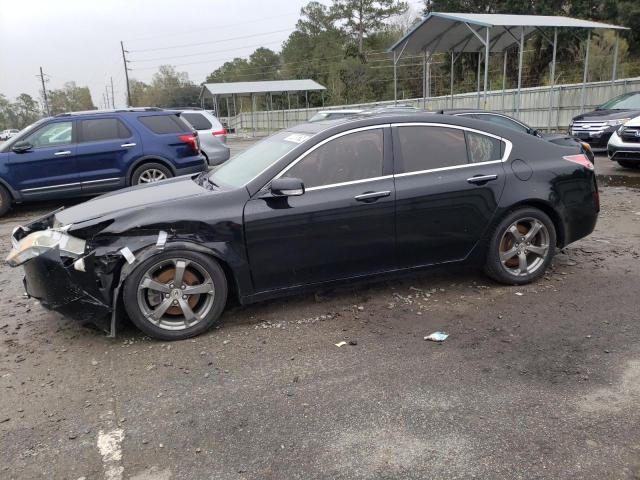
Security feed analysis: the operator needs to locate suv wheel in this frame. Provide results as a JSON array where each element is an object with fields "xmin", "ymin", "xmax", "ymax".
[
  {"xmin": 617, "ymin": 160, "xmax": 639, "ymax": 169},
  {"xmin": 0, "ymin": 185, "xmax": 12, "ymax": 217},
  {"xmin": 132, "ymin": 162, "xmax": 173, "ymax": 185},
  {"xmin": 484, "ymin": 208, "xmax": 556, "ymax": 285},
  {"xmin": 123, "ymin": 250, "xmax": 228, "ymax": 340}
]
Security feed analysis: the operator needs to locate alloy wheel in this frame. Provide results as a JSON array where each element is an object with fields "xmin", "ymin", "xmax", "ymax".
[
  {"xmin": 138, "ymin": 168, "xmax": 167, "ymax": 183},
  {"xmin": 499, "ymin": 217, "xmax": 550, "ymax": 277},
  {"xmin": 136, "ymin": 258, "xmax": 215, "ymax": 331}
]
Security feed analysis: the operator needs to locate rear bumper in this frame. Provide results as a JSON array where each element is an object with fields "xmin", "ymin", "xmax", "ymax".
[
  {"xmin": 175, "ymin": 155, "xmax": 208, "ymax": 175},
  {"xmin": 205, "ymin": 146, "xmax": 231, "ymax": 166},
  {"xmin": 21, "ymin": 249, "xmax": 113, "ymax": 333}
]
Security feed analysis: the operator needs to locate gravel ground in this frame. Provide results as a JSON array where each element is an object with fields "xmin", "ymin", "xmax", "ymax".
[{"xmin": 0, "ymin": 151, "xmax": 639, "ymax": 479}]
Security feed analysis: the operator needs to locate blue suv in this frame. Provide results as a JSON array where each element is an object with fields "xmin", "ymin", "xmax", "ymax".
[{"xmin": 0, "ymin": 108, "xmax": 207, "ymax": 216}]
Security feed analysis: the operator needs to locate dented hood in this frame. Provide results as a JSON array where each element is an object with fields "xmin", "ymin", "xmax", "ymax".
[{"xmin": 55, "ymin": 175, "xmax": 208, "ymax": 226}]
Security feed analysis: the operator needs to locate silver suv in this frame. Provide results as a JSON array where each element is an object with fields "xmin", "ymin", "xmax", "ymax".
[{"xmin": 176, "ymin": 109, "xmax": 230, "ymax": 165}]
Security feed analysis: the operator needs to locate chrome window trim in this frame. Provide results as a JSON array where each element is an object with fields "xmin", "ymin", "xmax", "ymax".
[
  {"xmin": 262, "ymin": 124, "xmax": 390, "ymax": 191},
  {"xmin": 391, "ymin": 122, "xmax": 512, "ymax": 178},
  {"xmin": 305, "ymin": 175, "xmax": 394, "ymax": 192}
]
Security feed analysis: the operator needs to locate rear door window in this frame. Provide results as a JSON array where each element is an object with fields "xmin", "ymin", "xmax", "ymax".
[
  {"xmin": 138, "ymin": 115, "xmax": 191, "ymax": 134},
  {"xmin": 181, "ymin": 113, "xmax": 212, "ymax": 131},
  {"xmin": 477, "ymin": 114, "xmax": 529, "ymax": 134},
  {"xmin": 80, "ymin": 118, "xmax": 131, "ymax": 142},
  {"xmin": 395, "ymin": 126, "xmax": 468, "ymax": 173}
]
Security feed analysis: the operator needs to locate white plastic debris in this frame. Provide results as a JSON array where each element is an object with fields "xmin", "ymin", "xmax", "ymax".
[
  {"xmin": 334, "ymin": 341, "xmax": 347, "ymax": 347},
  {"xmin": 515, "ymin": 292, "xmax": 524, "ymax": 296},
  {"xmin": 424, "ymin": 332, "xmax": 448, "ymax": 342},
  {"xmin": 120, "ymin": 247, "xmax": 135, "ymax": 264},
  {"xmin": 156, "ymin": 230, "xmax": 168, "ymax": 249}
]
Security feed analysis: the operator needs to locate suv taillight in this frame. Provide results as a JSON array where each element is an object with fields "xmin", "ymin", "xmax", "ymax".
[
  {"xmin": 563, "ymin": 154, "xmax": 594, "ymax": 171},
  {"xmin": 212, "ymin": 128, "xmax": 226, "ymax": 137},
  {"xmin": 179, "ymin": 133, "xmax": 199, "ymax": 154}
]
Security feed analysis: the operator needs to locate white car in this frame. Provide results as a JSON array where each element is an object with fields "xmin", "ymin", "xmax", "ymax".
[
  {"xmin": 0, "ymin": 129, "xmax": 19, "ymax": 141},
  {"xmin": 607, "ymin": 116, "xmax": 640, "ymax": 169}
]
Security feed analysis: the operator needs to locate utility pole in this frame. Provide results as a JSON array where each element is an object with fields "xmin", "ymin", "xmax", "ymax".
[
  {"xmin": 38, "ymin": 67, "xmax": 50, "ymax": 116},
  {"xmin": 120, "ymin": 41, "xmax": 132, "ymax": 107},
  {"xmin": 110, "ymin": 77, "xmax": 115, "ymax": 108},
  {"xmin": 105, "ymin": 86, "xmax": 110, "ymax": 110}
]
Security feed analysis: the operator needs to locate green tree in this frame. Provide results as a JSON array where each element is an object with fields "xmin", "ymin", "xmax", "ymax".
[
  {"xmin": 331, "ymin": 0, "xmax": 408, "ymax": 53},
  {"xmin": 48, "ymin": 82, "xmax": 96, "ymax": 115},
  {"xmin": 130, "ymin": 66, "xmax": 199, "ymax": 108}
]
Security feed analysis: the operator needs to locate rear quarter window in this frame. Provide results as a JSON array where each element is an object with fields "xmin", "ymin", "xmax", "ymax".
[
  {"xmin": 138, "ymin": 114, "xmax": 191, "ymax": 134},
  {"xmin": 181, "ymin": 113, "xmax": 212, "ymax": 131}
]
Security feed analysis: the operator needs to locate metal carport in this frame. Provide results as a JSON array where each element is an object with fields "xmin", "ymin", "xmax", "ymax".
[
  {"xmin": 199, "ymin": 80, "xmax": 326, "ymax": 135},
  {"xmin": 388, "ymin": 13, "xmax": 628, "ymax": 123}
]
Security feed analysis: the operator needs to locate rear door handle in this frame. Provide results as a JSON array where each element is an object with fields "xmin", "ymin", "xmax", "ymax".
[
  {"xmin": 54, "ymin": 150, "xmax": 72, "ymax": 156},
  {"xmin": 467, "ymin": 174, "xmax": 498, "ymax": 185},
  {"xmin": 121, "ymin": 143, "xmax": 137, "ymax": 148},
  {"xmin": 354, "ymin": 190, "xmax": 391, "ymax": 202}
]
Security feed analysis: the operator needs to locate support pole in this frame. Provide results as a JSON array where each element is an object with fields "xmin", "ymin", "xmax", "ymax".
[
  {"xmin": 612, "ymin": 31, "xmax": 619, "ymax": 84},
  {"xmin": 38, "ymin": 67, "xmax": 50, "ymax": 116},
  {"xmin": 548, "ymin": 27, "xmax": 558, "ymax": 132},
  {"xmin": 426, "ymin": 57, "xmax": 431, "ymax": 109},
  {"xmin": 476, "ymin": 52, "xmax": 482, "ymax": 109},
  {"xmin": 422, "ymin": 50, "xmax": 427, "ymax": 109},
  {"xmin": 483, "ymin": 27, "xmax": 490, "ymax": 108},
  {"xmin": 110, "ymin": 77, "xmax": 115, "ymax": 109},
  {"xmin": 251, "ymin": 93, "xmax": 256, "ymax": 137},
  {"xmin": 516, "ymin": 27, "xmax": 524, "ymax": 116},
  {"xmin": 393, "ymin": 50, "xmax": 398, "ymax": 105},
  {"xmin": 581, "ymin": 30, "xmax": 591, "ymax": 113},
  {"xmin": 450, "ymin": 51, "xmax": 454, "ymax": 109},
  {"xmin": 501, "ymin": 50, "xmax": 507, "ymax": 112},
  {"xmin": 120, "ymin": 41, "xmax": 131, "ymax": 107},
  {"xmin": 287, "ymin": 91, "xmax": 291, "ymax": 128}
]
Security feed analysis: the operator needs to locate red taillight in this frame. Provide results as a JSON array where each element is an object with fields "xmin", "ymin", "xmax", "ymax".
[
  {"xmin": 212, "ymin": 128, "xmax": 226, "ymax": 136},
  {"xmin": 178, "ymin": 133, "xmax": 199, "ymax": 153},
  {"xmin": 563, "ymin": 154, "xmax": 594, "ymax": 171}
]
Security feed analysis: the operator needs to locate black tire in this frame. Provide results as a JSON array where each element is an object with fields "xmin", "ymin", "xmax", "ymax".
[
  {"xmin": 131, "ymin": 162, "xmax": 173, "ymax": 185},
  {"xmin": 0, "ymin": 185, "xmax": 12, "ymax": 217},
  {"xmin": 123, "ymin": 250, "xmax": 228, "ymax": 340},
  {"xmin": 483, "ymin": 207, "xmax": 556, "ymax": 285},
  {"xmin": 617, "ymin": 160, "xmax": 639, "ymax": 169}
]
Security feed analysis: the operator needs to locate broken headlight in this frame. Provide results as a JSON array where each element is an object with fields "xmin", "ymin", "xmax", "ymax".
[{"xmin": 6, "ymin": 229, "xmax": 86, "ymax": 267}]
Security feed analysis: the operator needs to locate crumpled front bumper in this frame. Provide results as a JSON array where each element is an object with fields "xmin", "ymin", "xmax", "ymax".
[{"xmin": 22, "ymin": 248, "xmax": 113, "ymax": 333}]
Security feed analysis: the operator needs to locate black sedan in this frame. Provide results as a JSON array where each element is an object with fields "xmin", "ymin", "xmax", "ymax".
[{"xmin": 6, "ymin": 114, "xmax": 599, "ymax": 340}]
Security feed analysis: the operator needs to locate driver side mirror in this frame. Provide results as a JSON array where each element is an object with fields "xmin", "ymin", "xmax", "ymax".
[
  {"xmin": 531, "ymin": 129, "xmax": 542, "ymax": 137},
  {"xmin": 11, "ymin": 140, "xmax": 33, "ymax": 153},
  {"xmin": 270, "ymin": 177, "xmax": 305, "ymax": 197}
]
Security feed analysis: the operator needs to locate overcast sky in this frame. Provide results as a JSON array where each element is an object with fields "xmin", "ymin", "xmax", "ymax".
[{"xmin": 0, "ymin": 0, "xmax": 423, "ymax": 109}]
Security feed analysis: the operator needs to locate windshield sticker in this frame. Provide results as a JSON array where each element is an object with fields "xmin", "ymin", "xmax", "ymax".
[{"xmin": 283, "ymin": 134, "xmax": 311, "ymax": 144}]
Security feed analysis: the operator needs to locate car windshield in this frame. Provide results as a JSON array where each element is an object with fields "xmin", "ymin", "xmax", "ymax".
[
  {"xmin": 598, "ymin": 92, "xmax": 640, "ymax": 110},
  {"xmin": 209, "ymin": 131, "xmax": 312, "ymax": 188}
]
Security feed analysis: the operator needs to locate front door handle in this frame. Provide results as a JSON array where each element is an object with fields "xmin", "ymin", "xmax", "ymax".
[
  {"xmin": 467, "ymin": 174, "xmax": 498, "ymax": 185},
  {"xmin": 354, "ymin": 190, "xmax": 391, "ymax": 202},
  {"xmin": 54, "ymin": 150, "xmax": 72, "ymax": 156},
  {"xmin": 121, "ymin": 143, "xmax": 137, "ymax": 148}
]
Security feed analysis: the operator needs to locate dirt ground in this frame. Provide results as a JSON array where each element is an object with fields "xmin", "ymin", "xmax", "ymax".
[{"xmin": 1, "ymin": 151, "xmax": 639, "ymax": 480}]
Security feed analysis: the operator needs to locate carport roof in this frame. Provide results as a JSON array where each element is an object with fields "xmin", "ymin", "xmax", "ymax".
[
  {"xmin": 389, "ymin": 12, "xmax": 629, "ymax": 55},
  {"xmin": 200, "ymin": 79, "xmax": 326, "ymax": 98}
]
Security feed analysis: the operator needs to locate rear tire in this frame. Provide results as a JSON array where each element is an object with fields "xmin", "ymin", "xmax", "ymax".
[
  {"xmin": 0, "ymin": 185, "xmax": 12, "ymax": 217},
  {"xmin": 483, "ymin": 208, "xmax": 556, "ymax": 285},
  {"xmin": 131, "ymin": 162, "xmax": 173, "ymax": 185},
  {"xmin": 123, "ymin": 250, "xmax": 228, "ymax": 340},
  {"xmin": 617, "ymin": 160, "xmax": 639, "ymax": 169}
]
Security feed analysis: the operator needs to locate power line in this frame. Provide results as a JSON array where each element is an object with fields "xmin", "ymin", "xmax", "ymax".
[{"xmin": 130, "ymin": 28, "xmax": 295, "ymax": 53}]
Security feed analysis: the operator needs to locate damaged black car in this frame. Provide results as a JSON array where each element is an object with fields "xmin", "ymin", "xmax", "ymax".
[{"xmin": 6, "ymin": 113, "xmax": 600, "ymax": 340}]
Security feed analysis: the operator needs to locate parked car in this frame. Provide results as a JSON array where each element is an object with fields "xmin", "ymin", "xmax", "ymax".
[
  {"xmin": 439, "ymin": 109, "xmax": 595, "ymax": 162},
  {"xmin": 607, "ymin": 115, "xmax": 640, "ymax": 168},
  {"xmin": 308, "ymin": 109, "xmax": 364, "ymax": 122},
  {"xmin": 569, "ymin": 91, "xmax": 640, "ymax": 149},
  {"xmin": 0, "ymin": 108, "xmax": 207, "ymax": 216},
  {"xmin": 7, "ymin": 113, "xmax": 599, "ymax": 340},
  {"xmin": 1, "ymin": 129, "xmax": 19, "ymax": 141},
  {"xmin": 174, "ymin": 108, "xmax": 230, "ymax": 166}
]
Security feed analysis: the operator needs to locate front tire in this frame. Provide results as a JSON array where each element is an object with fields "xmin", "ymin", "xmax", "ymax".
[
  {"xmin": 617, "ymin": 160, "xmax": 639, "ymax": 169},
  {"xmin": 123, "ymin": 250, "xmax": 228, "ymax": 340},
  {"xmin": 483, "ymin": 208, "xmax": 556, "ymax": 285},
  {"xmin": 0, "ymin": 185, "xmax": 11, "ymax": 217}
]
